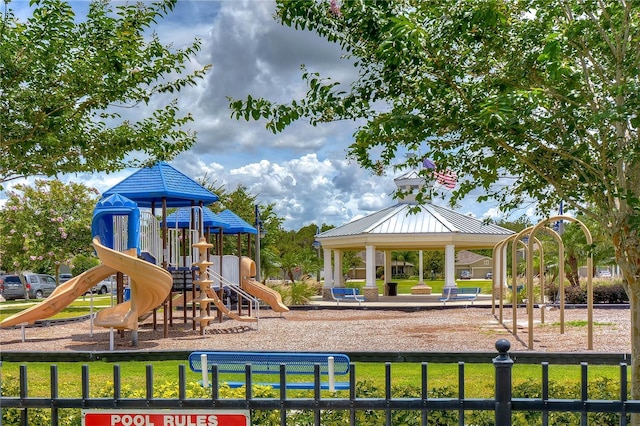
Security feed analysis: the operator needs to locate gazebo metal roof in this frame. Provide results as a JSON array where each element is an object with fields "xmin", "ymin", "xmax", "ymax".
[
  {"xmin": 316, "ymin": 202, "xmax": 514, "ymax": 251},
  {"xmin": 101, "ymin": 161, "xmax": 219, "ymax": 208}
]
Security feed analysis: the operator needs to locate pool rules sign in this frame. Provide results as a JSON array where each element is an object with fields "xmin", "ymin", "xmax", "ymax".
[{"xmin": 82, "ymin": 409, "xmax": 250, "ymax": 426}]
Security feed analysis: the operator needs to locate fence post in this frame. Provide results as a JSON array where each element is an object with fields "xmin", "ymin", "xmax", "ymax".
[{"xmin": 493, "ymin": 339, "xmax": 513, "ymax": 426}]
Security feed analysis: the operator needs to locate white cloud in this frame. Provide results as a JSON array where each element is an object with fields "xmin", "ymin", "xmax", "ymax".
[{"xmin": 482, "ymin": 207, "xmax": 503, "ymax": 220}]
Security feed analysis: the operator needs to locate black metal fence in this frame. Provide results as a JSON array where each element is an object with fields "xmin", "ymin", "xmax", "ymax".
[{"xmin": 2, "ymin": 339, "xmax": 640, "ymax": 426}]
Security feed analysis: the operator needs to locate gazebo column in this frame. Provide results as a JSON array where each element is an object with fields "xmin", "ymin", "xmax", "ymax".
[
  {"xmin": 411, "ymin": 249, "xmax": 432, "ymax": 294},
  {"xmin": 418, "ymin": 250, "xmax": 424, "ymax": 284},
  {"xmin": 444, "ymin": 244, "xmax": 457, "ymax": 289},
  {"xmin": 333, "ymin": 250, "xmax": 343, "ymax": 288},
  {"xmin": 384, "ymin": 250, "xmax": 392, "ymax": 292},
  {"xmin": 322, "ymin": 248, "xmax": 334, "ymax": 300},
  {"xmin": 363, "ymin": 244, "xmax": 379, "ymax": 301},
  {"xmin": 501, "ymin": 244, "xmax": 508, "ymax": 288}
]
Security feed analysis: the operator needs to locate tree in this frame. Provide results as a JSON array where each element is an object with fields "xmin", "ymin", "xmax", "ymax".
[
  {"xmin": 422, "ymin": 250, "xmax": 444, "ymax": 279},
  {"xmin": 562, "ymin": 214, "xmax": 617, "ymax": 286},
  {"xmin": 229, "ymin": 0, "xmax": 640, "ymax": 408},
  {"xmin": 198, "ymin": 175, "xmax": 285, "ymax": 279},
  {"xmin": 1, "ymin": 0, "xmax": 209, "ymax": 184},
  {"xmin": 342, "ymin": 250, "xmax": 362, "ymax": 278},
  {"xmin": 0, "ymin": 180, "xmax": 98, "ymax": 281},
  {"xmin": 391, "ymin": 250, "xmax": 418, "ymax": 277}
]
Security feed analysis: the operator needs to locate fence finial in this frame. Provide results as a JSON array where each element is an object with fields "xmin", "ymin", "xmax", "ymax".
[{"xmin": 495, "ymin": 339, "xmax": 511, "ymax": 361}]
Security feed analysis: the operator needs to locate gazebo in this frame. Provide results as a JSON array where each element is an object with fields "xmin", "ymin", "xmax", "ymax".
[{"xmin": 315, "ymin": 170, "xmax": 514, "ymax": 301}]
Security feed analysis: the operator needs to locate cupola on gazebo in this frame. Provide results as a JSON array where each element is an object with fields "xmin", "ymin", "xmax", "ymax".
[{"xmin": 315, "ymin": 170, "xmax": 514, "ymax": 301}]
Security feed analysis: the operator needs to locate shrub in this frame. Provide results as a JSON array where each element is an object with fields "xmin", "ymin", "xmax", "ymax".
[
  {"xmin": 70, "ymin": 254, "xmax": 100, "ymax": 276},
  {"xmin": 546, "ymin": 282, "xmax": 629, "ymax": 304},
  {"xmin": 2, "ymin": 375, "xmax": 78, "ymax": 426},
  {"xmin": 593, "ymin": 282, "xmax": 628, "ymax": 304},
  {"xmin": 507, "ymin": 376, "xmax": 630, "ymax": 425},
  {"xmin": 565, "ymin": 285, "xmax": 588, "ymax": 304},
  {"xmin": 273, "ymin": 280, "xmax": 317, "ymax": 305}
]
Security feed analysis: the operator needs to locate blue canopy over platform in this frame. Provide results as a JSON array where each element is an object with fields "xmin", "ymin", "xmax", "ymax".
[
  {"xmin": 214, "ymin": 209, "xmax": 257, "ymax": 234},
  {"xmin": 164, "ymin": 208, "xmax": 229, "ymax": 229},
  {"xmin": 101, "ymin": 161, "xmax": 219, "ymax": 208}
]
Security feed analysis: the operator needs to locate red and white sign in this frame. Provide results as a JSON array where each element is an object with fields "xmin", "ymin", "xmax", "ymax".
[{"xmin": 82, "ymin": 410, "xmax": 249, "ymax": 426}]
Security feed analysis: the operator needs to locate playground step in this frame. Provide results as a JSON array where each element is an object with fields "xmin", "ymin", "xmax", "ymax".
[
  {"xmin": 195, "ymin": 298, "xmax": 218, "ymax": 304},
  {"xmin": 195, "ymin": 316, "xmax": 218, "ymax": 324}
]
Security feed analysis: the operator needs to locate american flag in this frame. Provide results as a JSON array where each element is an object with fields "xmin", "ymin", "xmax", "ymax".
[
  {"xmin": 434, "ymin": 171, "xmax": 457, "ymax": 189},
  {"xmin": 422, "ymin": 158, "xmax": 457, "ymax": 189}
]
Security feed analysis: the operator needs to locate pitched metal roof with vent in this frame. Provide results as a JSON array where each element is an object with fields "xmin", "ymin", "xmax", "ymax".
[
  {"xmin": 316, "ymin": 202, "xmax": 514, "ymax": 250},
  {"xmin": 319, "ymin": 203, "xmax": 512, "ymax": 238}
]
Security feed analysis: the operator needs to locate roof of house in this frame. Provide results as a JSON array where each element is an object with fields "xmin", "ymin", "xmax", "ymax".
[{"xmin": 456, "ymin": 250, "xmax": 490, "ymax": 265}]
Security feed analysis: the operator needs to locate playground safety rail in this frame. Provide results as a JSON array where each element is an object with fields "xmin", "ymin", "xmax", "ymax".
[
  {"xmin": 3, "ymin": 340, "xmax": 640, "ymax": 426},
  {"xmin": 206, "ymin": 266, "xmax": 260, "ymax": 319}
]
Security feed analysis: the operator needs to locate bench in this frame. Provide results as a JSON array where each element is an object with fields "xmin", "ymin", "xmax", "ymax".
[
  {"xmin": 508, "ymin": 284, "xmax": 524, "ymax": 293},
  {"xmin": 330, "ymin": 287, "xmax": 364, "ymax": 306},
  {"xmin": 439, "ymin": 287, "xmax": 480, "ymax": 305},
  {"xmin": 189, "ymin": 351, "xmax": 351, "ymax": 391}
]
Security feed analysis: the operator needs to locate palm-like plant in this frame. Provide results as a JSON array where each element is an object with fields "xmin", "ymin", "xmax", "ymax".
[{"xmin": 391, "ymin": 251, "xmax": 418, "ymax": 277}]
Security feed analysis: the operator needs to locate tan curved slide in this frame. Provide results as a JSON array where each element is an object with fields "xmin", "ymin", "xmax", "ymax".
[
  {"xmin": 0, "ymin": 263, "xmax": 117, "ymax": 328},
  {"xmin": 240, "ymin": 256, "xmax": 289, "ymax": 313},
  {"xmin": 242, "ymin": 279, "xmax": 289, "ymax": 312},
  {"xmin": 92, "ymin": 237, "xmax": 172, "ymax": 330}
]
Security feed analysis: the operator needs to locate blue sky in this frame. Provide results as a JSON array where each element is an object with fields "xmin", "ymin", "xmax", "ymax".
[{"xmin": 2, "ymin": 0, "xmax": 537, "ymax": 229}]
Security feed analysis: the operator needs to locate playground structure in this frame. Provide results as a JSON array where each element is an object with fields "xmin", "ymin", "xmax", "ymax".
[
  {"xmin": 0, "ymin": 162, "xmax": 288, "ymax": 345},
  {"xmin": 491, "ymin": 215, "xmax": 594, "ymax": 350}
]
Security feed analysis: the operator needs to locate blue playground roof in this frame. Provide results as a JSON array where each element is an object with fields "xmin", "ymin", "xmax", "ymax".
[
  {"xmin": 94, "ymin": 193, "xmax": 138, "ymax": 210},
  {"xmin": 214, "ymin": 209, "xmax": 257, "ymax": 234},
  {"xmin": 164, "ymin": 208, "xmax": 228, "ymax": 229},
  {"xmin": 101, "ymin": 161, "xmax": 219, "ymax": 208}
]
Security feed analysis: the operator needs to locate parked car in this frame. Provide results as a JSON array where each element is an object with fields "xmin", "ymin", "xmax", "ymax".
[
  {"xmin": 1, "ymin": 275, "xmax": 24, "ymax": 300},
  {"xmin": 459, "ymin": 270, "xmax": 472, "ymax": 279},
  {"xmin": 485, "ymin": 272, "xmax": 493, "ymax": 279},
  {"xmin": 2, "ymin": 275, "xmax": 21, "ymax": 301},
  {"xmin": 58, "ymin": 273, "xmax": 73, "ymax": 283},
  {"xmin": 0, "ymin": 275, "xmax": 7, "ymax": 300},
  {"xmin": 2, "ymin": 274, "xmax": 57, "ymax": 299},
  {"xmin": 599, "ymin": 270, "xmax": 612, "ymax": 278},
  {"xmin": 87, "ymin": 276, "xmax": 116, "ymax": 295}
]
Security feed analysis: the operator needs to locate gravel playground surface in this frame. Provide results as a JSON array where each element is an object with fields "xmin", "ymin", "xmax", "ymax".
[{"xmin": 0, "ymin": 306, "xmax": 631, "ymax": 354}]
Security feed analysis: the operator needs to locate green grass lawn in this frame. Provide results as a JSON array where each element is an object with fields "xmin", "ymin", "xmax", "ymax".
[
  {"xmin": 0, "ymin": 295, "xmax": 115, "ymax": 321},
  {"xmin": 366, "ymin": 278, "xmax": 493, "ymax": 295}
]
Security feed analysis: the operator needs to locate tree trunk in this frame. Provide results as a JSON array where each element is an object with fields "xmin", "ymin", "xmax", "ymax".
[
  {"xmin": 611, "ymin": 226, "xmax": 640, "ymax": 425},
  {"xmin": 566, "ymin": 254, "xmax": 580, "ymax": 286},
  {"xmin": 631, "ymin": 288, "xmax": 640, "ymax": 425}
]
